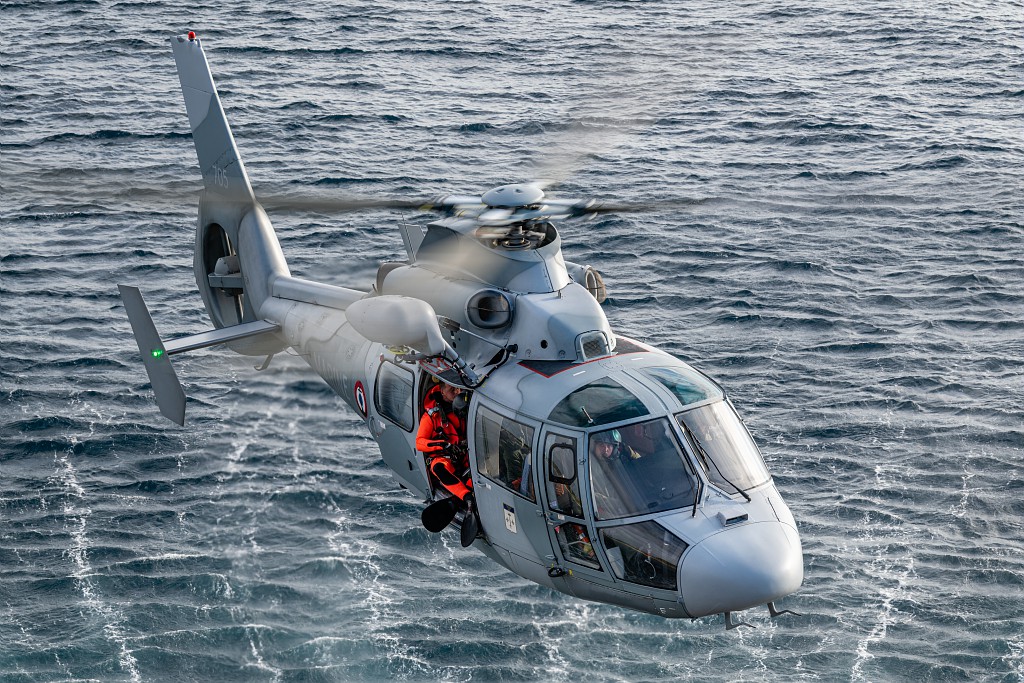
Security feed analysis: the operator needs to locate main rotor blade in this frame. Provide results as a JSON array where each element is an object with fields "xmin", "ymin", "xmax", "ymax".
[
  {"xmin": 526, "ymin": 54, "xmax": 668, "ymax": 191},
  {"xmin": 567, "ymin": 196, "xmax": 710, "ymax": 216},
  {"xmin": 258, "ymin": 194, "xmax": 434, "ymax": 214},
  {"xmin": 527, "ymin": 117, "xmax": 638, "ymax": 193}
]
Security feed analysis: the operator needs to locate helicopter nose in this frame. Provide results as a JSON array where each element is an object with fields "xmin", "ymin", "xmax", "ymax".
[{"xmin": 679, "ymin": 521, "xmax": 803, "ymax": 618}]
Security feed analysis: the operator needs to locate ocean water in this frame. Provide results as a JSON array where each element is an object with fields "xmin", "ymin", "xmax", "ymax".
[{"xmin": 2, "ymin": 0, "xmax": 1023, "ymax": 681}]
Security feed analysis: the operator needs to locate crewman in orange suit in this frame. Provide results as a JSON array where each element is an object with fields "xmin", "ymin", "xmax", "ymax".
[{"xmin": 416, "ymin": 381, "xmax": 473, "ymax": 502}]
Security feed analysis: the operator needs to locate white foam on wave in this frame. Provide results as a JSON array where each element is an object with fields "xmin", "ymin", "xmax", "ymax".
[
  {"xmin": 325, "ymin": 500, "xmax": 438, "ymax": 680},
  {"xmin": 208, "ymin": 406, "xmax": 290, "ymax": 677},
  {"xmin": 529, "ymin": 601, "xmax": 592, "ymax": 679},
  {"xmin": 849, "ymin": 516, "xmax": 916, "ymax": 681},
  {"xmin": 1004, "ymin": 638, "xmax": 1024, "ymax": 679},
  {"xmin": 54, "ymin": 442, "xmax": 142, "ymax": 683},
  {"xmin": 948, "ymin": 456, "xmax": 977, "ymax": 518},
  {"xmin": 245, "ymin": 624, "xmax": 283, "ymax": 683}
]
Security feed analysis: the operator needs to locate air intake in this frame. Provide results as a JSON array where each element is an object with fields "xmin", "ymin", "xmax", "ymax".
[
  {"xmin": 577, "ymin": 331, "xmax": 611, "ymax": 361},
  {"xmin": 584, "ymin": 267, "xmax": 607, "ymax": 303}
]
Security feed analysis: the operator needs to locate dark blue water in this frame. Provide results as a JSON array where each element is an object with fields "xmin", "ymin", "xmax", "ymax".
[{"xmin": 2, "ymin": 1, "xmax": 1022, "ymax": 680}]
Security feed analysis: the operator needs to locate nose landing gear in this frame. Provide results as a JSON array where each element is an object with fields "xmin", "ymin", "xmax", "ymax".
[
  {"xmin": 767, "ymin": 601, "xmax": 801, "ymax": 618},
  {"xmin": 724, "ymin": 612, "xmax": 755, "ymax": 630},
  {"xmin": 724, "ymin": 602, "xmax": 801, "ymax": 630}
]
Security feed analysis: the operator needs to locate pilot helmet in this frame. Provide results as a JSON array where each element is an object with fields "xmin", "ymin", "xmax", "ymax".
[{"xmin": 592, "ymin": 429, "xmax": 621, "ymax": 445}]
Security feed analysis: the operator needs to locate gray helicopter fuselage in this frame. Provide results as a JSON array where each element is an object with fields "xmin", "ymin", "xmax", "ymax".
[
  {"xmin": 245, "ymin": 214, "xmax": 802, "ymax": 620},
  {"xmin": 120, "ymin": 33, "xmax": 803, "ymax": 625}
]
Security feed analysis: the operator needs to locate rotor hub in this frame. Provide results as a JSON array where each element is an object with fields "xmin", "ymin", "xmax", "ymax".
[{"xmin": 481, "ymin": 184, "xmax": 545, "ymax": 209}]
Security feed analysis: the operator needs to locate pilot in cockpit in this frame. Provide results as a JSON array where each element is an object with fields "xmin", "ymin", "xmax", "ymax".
[
  {"xmin": 417, "ymin": 379, "xmax": 473, "ymax": 504},
  {"xmin": 589, "ymin": 428, "xmax": 643, "ymax": 519}
]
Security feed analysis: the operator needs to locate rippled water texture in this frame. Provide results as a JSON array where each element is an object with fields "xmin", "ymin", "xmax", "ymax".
[{"xmin": 2, "ymin": 0, "xmax": 1023, "ymax": 681}]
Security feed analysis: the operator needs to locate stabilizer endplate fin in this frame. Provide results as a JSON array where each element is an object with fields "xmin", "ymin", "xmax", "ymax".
[
  {"xmin": 170, "ymin": 34, "xmax": 254, "ymax": 201},
  {"xmin": 118, "ymin": 285, "xmax": 187, "ymax": 425}
]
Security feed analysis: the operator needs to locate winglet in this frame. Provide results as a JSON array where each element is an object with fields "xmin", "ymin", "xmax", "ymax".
[{"xmin": 118, "ymin": 285, "xmax": 187, "ymax": 425}]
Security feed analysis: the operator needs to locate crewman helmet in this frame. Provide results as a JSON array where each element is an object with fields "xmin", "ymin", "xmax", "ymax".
[{"xmin": 592, "ymin": 429, "xmax": 621, "ymax": 445}]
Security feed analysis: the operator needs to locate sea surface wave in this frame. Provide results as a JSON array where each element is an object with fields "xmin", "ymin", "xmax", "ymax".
[{"xmin": 2, "ymin": 1, "xmax": 1022, "ymax": 681}]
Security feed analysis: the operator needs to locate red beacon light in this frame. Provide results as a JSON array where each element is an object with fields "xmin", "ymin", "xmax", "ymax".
[{"xmin": 187, "ymin": 31, "xmax": 196, "ymax": 41}]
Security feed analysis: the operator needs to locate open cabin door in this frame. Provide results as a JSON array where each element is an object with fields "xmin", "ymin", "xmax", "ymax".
[{"xmin": 367, "ymin": 357, "xmax": 431, "ymax": 497}]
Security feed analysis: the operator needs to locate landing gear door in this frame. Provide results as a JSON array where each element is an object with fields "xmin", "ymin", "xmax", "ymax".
[{"xmin": 539, "ymin": 428, "xmax": 605, "ymax": 580}]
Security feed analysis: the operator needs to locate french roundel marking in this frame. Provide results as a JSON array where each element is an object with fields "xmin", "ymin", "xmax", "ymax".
[{"xmin": 354, "ymin": 381, "xmax": 367, "ymax": 417}]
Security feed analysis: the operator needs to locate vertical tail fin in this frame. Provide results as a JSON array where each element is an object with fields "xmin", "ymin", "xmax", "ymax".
[
  {"xmin": 169, "ymin": 33, "xmax": 290, "ymax": 330},
  {"xmin": 170, "ymin": 33, "xmax": 254, "ymax": 201}
]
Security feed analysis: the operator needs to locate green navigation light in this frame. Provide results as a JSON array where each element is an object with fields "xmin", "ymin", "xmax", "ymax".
[{"xmin": 151, "ymin": 349, "xmax": 164, "ymax": 359}]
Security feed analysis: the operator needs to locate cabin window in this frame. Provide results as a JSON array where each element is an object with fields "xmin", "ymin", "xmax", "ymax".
[
  {"xmin": 545, "ymin": 433, "xmax": 583, "ymax": 518},
  {"xmin": 600, "ymin": 521, "xmax": 687, "ymax": 591},
  {"xmin": 548, "ymin": 377, "xmax": 648, "ymax": 428},
  {"xmin": 374, "ymin": 362, "xmax": 415, "ymax": 431},
  {"xmin": 589, "ymin": 417, "xmax": 699, "ymax": 520},
  {"xmin": 475, "ymin": 405, "xmax": 536, "ymax": 502},
  {"xmin": 676, "ymin": 400, "xmax": 770, "ymax": 496}
]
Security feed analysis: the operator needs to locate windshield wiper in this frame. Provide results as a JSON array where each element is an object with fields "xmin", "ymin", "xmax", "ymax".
[{"xmin": 680, "ymin": 422, "xmax": 751, "ymax": 502}]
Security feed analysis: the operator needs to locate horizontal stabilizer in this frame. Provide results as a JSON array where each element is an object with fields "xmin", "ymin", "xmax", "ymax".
[
  {"xmin": 163, "ymin": 319, "xmax": 280, "ymax": 355},
  {"xmin": 118, "ymin": 285, "xmax": 281, "ymax": 425}
]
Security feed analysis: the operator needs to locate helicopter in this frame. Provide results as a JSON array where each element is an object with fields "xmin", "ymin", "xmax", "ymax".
[{"xmin": 118, "ymin": 32, "xmax": 803, "ymax": 630}]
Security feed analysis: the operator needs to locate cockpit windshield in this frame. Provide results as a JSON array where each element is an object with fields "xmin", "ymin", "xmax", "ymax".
[
  {"xmin": 676, "ymin": 401, "xmax": 770, "ymax": 496},
  {"xmin": 588, "ymin": 417, "xmax": 698, "ymax": 520},
  {"xmin": 638, "ymin": 366, "xmax": 722, "ymax": 408},
  {"xmin": 549, "ymin": 377, "xmax": 648, "ymax": 428}
]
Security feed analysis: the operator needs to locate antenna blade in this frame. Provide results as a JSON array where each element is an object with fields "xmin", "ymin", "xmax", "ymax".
[{"xmin": 399, "ymin": 222, "xmax": 425, "ymax": 261}]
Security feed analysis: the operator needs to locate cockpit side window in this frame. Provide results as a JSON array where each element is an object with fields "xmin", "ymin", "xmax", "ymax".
[
  {"xmin": 676, "ymin": 401, "xmax": 770, "ymax": 496},
  {"xmin": 475, "ymin": 405, "xmax": 536, "ymax": 502},
  {"xmin": 589, "ymin": 417, "xmax": 698, "ymax": 520},
  {"xmin": 548, "ymin": 378, "xmax": 648, "ymax": 428},
  {"xmin": 600, "ymin": 521, "xmax": 687, "ymax": 591},
  {"xmin": 544, "ymin": 433, "xmax": 583, "ymax": 519}
]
